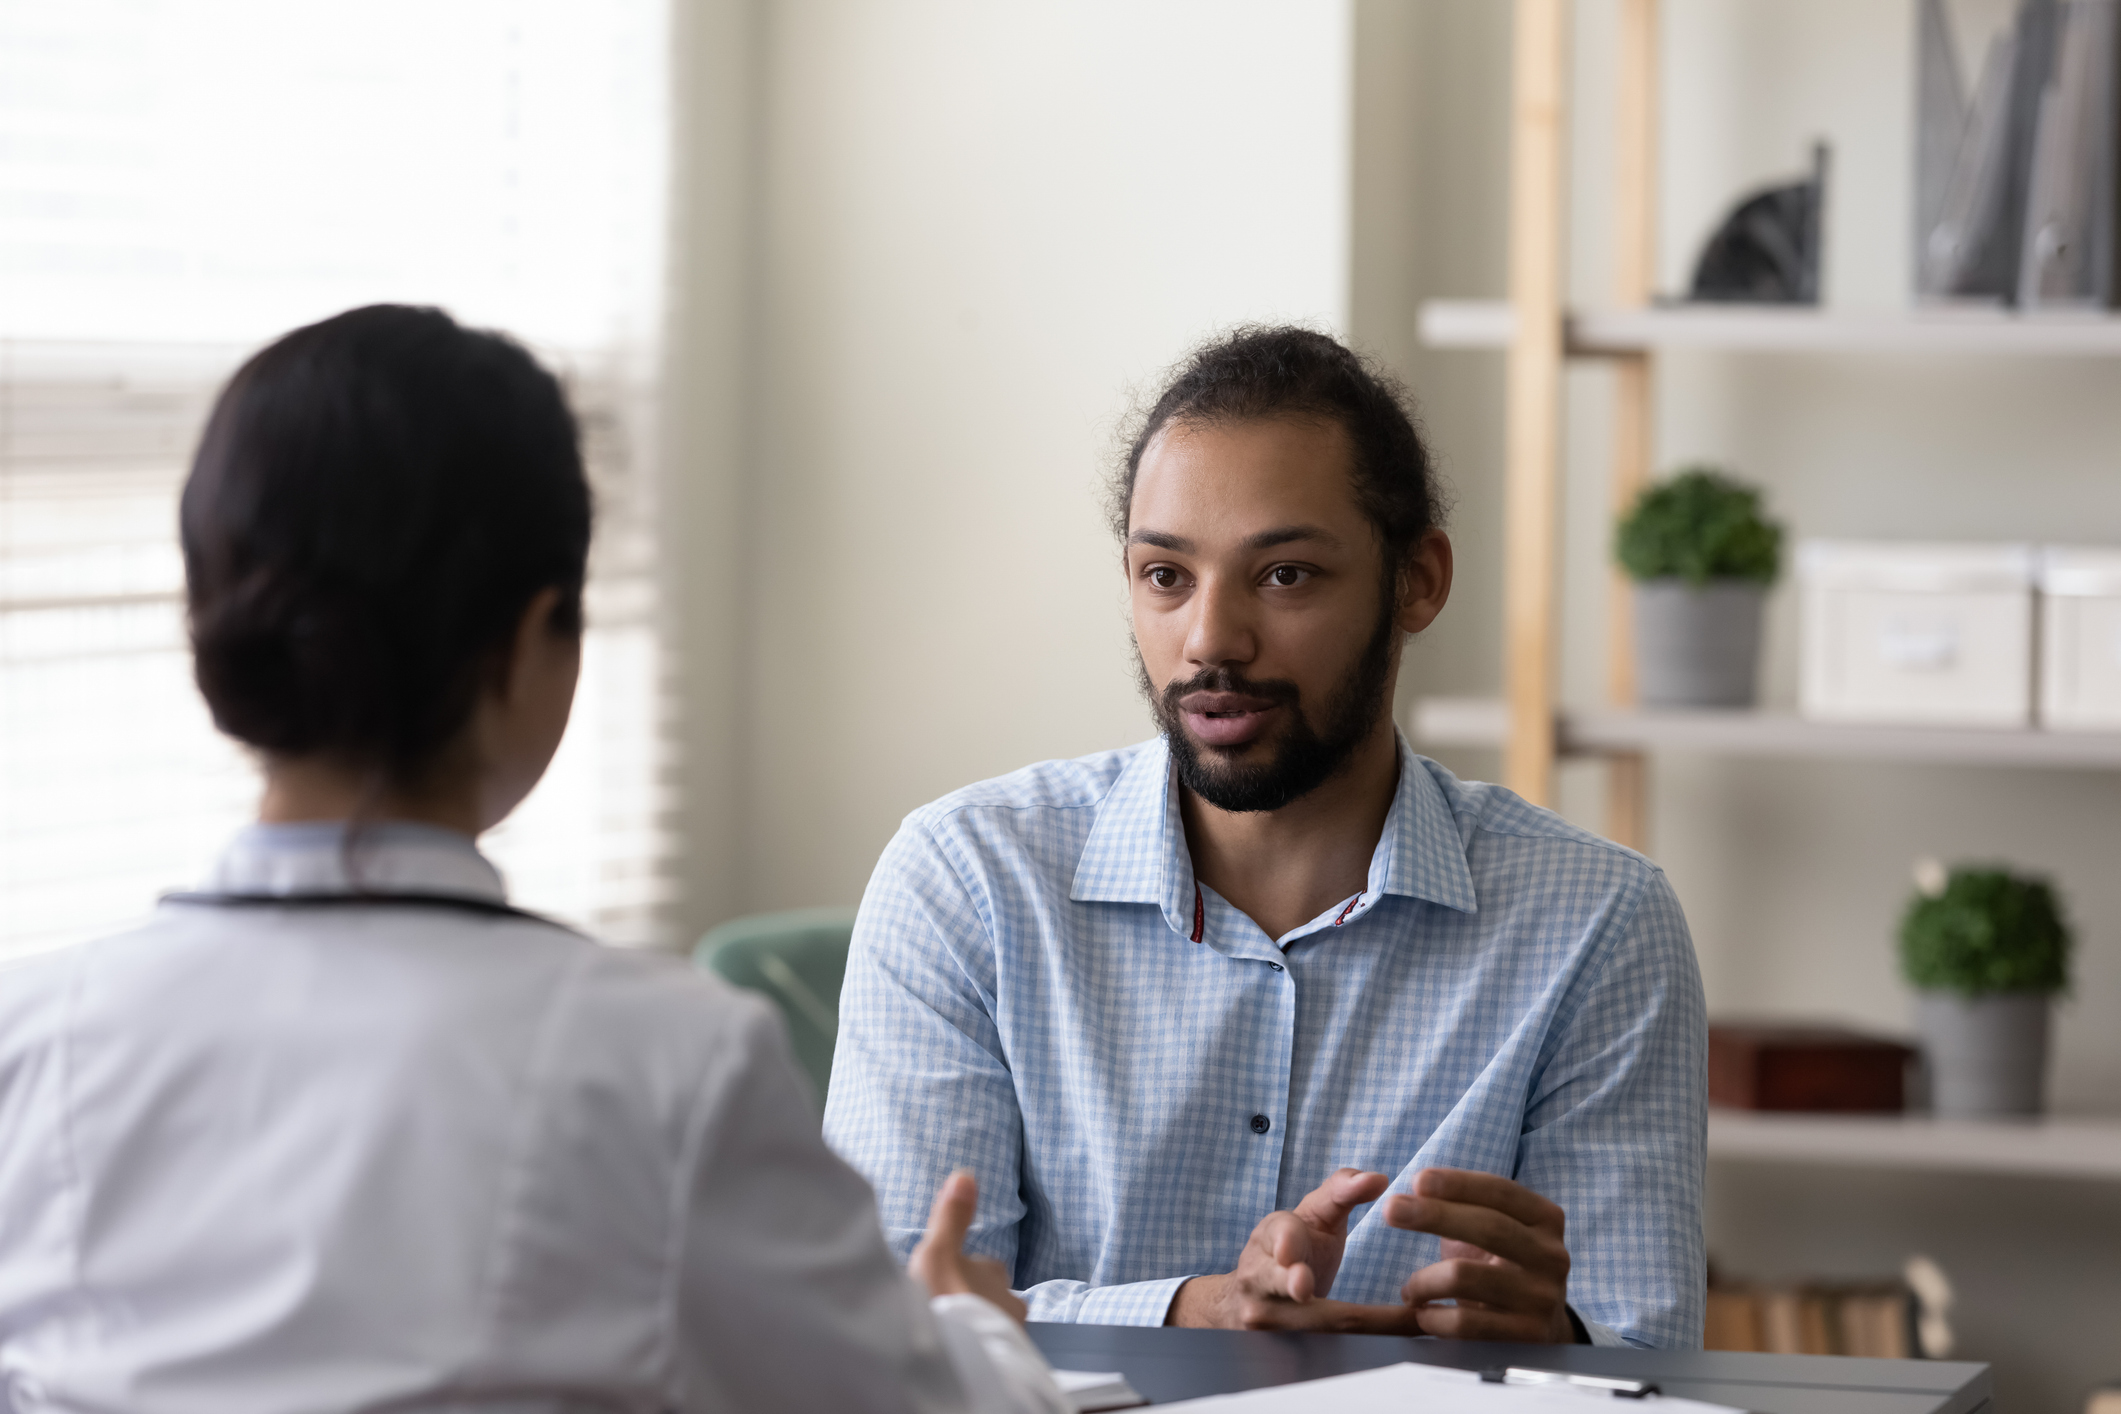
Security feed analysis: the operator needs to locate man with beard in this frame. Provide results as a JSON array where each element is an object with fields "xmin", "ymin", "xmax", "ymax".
[{"xmin": 823, "ymin": 328, "xmax": 1705, "ymax": 1348}]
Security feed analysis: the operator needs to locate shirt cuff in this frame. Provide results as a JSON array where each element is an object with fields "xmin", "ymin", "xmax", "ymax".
[
  {"xmin": 1044, "ymin": 1274, "xmax": 1196, "ymax": 1326},
  {"xmin": 1571, "ymin": 1307, "xmax": 1626, "ymax": 1347}
]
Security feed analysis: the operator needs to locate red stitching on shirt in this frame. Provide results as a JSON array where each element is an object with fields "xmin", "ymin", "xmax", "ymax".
[
  {"xmin": 1191, "ymin": 883, "xmax": 1204, "ymax": 943},
  {"xmin": 1332, "ymin": 895, "xmax": 1362, "ymax": 926}
]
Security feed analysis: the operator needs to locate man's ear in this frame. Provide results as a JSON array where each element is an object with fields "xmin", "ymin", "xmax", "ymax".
[{"xmin": 1396, "ymin": 529, "xmax": 1453, "ymax": 636}]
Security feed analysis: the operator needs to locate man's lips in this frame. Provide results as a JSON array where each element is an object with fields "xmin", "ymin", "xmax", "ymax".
[{"xmin": 1179, "ymin": 692, "xmax": 1282, "ymax": 748}]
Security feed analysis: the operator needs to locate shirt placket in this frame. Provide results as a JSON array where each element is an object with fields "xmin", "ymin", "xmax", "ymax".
[{"xmin": 1194, "ymin": 887, "xmax": 1297, "ymax": 1222}]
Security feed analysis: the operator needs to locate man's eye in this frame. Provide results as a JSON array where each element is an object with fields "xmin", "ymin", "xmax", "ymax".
[
  {"xmin": 1266, "ymin": 565, "xmax": 1311, "ymax": 587},
  {"xmin": 1147, "ymin": 567, "xmax": 1183, "ymax": 590}
]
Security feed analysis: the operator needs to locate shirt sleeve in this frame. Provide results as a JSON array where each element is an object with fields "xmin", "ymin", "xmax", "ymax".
[
  {"xmin": 1514, "ymin": 863, "xmax": 1708, "ymax": 1350},
  {"xmin": 823, "ymin": 819, "xmax": 1215, "ymax": 1329},
  {"xmin": 674, "ymin": 991, "xmax": 1065, "ymax": 1413},
  {"xmin": 824, "ymin": 818, "xmax": 1029, "ymax": 1275},
  {"xmin": 1017, "ymin": 1273, "xmax": 1193, "ymax": 1325}
]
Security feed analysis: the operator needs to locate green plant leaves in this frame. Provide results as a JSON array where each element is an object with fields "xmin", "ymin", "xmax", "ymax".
[
  {"xmin": 1615, "ymin": 466, "xmax": 1783, "ymax": 586},
  {"xmin": 1898, "ymin": 865, "xmax": 2072, "ymax": 996}
]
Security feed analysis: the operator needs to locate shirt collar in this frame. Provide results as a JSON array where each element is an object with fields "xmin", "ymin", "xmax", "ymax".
[
  {"xmin": 1370, "ymin": 741, "xmax": 1481, "ymax": 915},
  {"xmin": 202, "ymin": 821, "xmax": 507, "ymax": 903},
  {"xmin": 1069, "ymin": 733, "xmax": 1478, "ymax": 938}
]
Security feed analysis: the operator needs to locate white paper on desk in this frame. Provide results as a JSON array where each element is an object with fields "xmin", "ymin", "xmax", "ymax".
[{"xmin": 1153, "ymin": 1361, "xmax": 1747, "ymax": 1414}]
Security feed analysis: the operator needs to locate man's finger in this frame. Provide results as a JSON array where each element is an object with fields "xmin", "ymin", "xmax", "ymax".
[
  {"xmin": 1381, "ymin": 1193, "xmax": 1564, "ymax": 1272},
  {"xmin": 1410, "ymin": 1299, "xmax": 1552, "ymax": 1343},
  {"xmin": 1251, "ymin": 1213, "xmax": 1318, "ymax": 1302},
  {"xmin": 1233, "ymin": 1296, "xmax": 1426, "ymax": 1335},
  {"xmin": 1400, "ymin": 1255, "xmax": 1561, "ymax": 1312},
  {"xmin": 1411, "ymin": 1168, "xmax": 1564, "ymax": 1232},
  {"xmin": 922, "ymin": 1168, "xmax": 979, "ymax": 1255},
  {"xmin": 1291, "ymin": 1167, "xmax": 1391, "ymax": 1231}
]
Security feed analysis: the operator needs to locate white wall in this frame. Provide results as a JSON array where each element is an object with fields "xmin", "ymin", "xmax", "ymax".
[
  {"xmin": 663, "ymin": 0, "xmax": 759, "ymax": 942},
  {"xmin": 1353, "ymin": 3, "xmax": 2121, "ymax": 1408},
  {"xmin": 736, "ymin": 0, "xmax": 1353, "ymax": 911}
]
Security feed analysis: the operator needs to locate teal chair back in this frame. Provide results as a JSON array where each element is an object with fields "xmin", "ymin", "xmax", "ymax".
[{"xmin": 693, "ymin": 906, "xmax": 857, "ymax": 1110}]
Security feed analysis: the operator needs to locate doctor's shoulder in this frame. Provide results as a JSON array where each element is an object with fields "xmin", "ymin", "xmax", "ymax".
[{"xmin": 550, "ymin": 938, "xmax": 805, "ymax": 1127}]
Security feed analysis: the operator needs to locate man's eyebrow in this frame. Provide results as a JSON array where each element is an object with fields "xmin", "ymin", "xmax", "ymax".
[
  {"xmin": 1127, "ymin": 524, "xmax": 1344, "ymax": 554},
  {"xmin": 1241, "ymin": 524, "xmax": 1341, "ymax": 552}
]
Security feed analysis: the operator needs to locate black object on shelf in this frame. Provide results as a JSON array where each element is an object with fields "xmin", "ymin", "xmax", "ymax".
[
  {"xmin": 2018, "ymin": 0, "xmax": 2121, "ymax": 308},
  {"xmin": 1687, "ymin": 143, "xmax": 1828, "ymax": 304},
  {"xmin": 1917, "ymin": 0, "xmax": 2075, "ymax": 303}
]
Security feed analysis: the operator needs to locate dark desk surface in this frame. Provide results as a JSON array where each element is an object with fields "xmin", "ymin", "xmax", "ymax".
[{"xmin": 1027, "ymin": 1325, "xmax": 1992, "ymax": 1414}]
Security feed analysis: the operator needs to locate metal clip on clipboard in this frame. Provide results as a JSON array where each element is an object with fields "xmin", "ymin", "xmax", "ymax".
[{"xmin": 1481, "ymin": 1368, "xmax": 1663, "ymax": 1399}]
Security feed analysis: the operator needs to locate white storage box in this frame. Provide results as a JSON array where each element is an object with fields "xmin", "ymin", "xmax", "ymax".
[
  {"xmin": 1798, "ymin": 540, "xmax": 2036, "ymax": 726},
  {"xmin": 2039, "ymin": 547, "xmax": 2121, "ymax": 731}
]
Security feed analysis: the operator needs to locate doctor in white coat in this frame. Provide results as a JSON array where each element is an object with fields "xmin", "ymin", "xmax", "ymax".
[{"xmin": 0, "ymin": 305, "xmax": 1067, "ymax": 1414}]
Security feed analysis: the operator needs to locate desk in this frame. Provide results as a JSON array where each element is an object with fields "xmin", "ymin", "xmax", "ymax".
[{"xmin": 1027, "ymin": 1325, "xmax": 1992, "ymax": 1414}]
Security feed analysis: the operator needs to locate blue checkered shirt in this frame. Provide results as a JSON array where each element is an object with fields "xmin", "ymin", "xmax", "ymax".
[{"xmin": 822, "ymin": 735, "xmax": 1706, "ymax": 1348}]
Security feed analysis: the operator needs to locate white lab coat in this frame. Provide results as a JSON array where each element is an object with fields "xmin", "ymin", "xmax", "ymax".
[{"xmin": 0, "ymin": 823, "xmax": 1067, "ymax": 1414}]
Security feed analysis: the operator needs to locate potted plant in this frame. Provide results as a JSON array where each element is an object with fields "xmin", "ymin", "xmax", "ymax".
[
  {"xmin": 1614, "ymin": 467, "xmax": 1783, "ymax": 708},
  {"xmin": 1899, "ymin": 860, "xmax": 2072, "ymax": 1117}
]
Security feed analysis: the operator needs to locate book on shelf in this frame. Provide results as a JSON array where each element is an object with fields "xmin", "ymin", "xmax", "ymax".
[
  {"xmin": 1920, "ymin": 0, "xmax": 2052, "ymax": 298},
  {"xmin": 1920, "ymin": 0, "xmax": 2121, "ymax": 307},
  {"xmin": 2019, "ymin": 0, "xmax": 2121, "ymax": 307},
  {"xmin": 1705, "ymin": 1277, "xmax": 1914, "ymax": 1357}
]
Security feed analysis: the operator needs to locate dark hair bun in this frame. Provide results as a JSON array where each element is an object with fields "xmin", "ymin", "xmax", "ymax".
[
  {"xmin": 183, "ymin": 304, "xmax": 591, "ymax": 780},
  {"xmin": 1114, "ymin": 326, "xmax": 1443, "ymax": 569}
]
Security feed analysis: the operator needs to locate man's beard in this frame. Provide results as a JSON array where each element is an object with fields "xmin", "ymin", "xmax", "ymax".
[{"xmin": 1140, "ymin": 594, "xmax": 1399, "ymax": 814}]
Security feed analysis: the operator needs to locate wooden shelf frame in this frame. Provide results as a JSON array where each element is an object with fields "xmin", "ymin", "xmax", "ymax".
[{"xmin": 1496, "ymin": 0, "xmax": 1661, "ymax": 845}]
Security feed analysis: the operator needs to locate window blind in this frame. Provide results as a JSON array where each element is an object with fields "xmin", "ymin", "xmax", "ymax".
[{"xmin": 0, "ymin": 1, "xmax": 676, "ymax": 958}]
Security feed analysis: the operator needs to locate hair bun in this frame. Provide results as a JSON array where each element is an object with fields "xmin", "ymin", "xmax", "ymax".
[{"xmin": 181, "ymin": 305, "xmax": 590, "ymax": 781}]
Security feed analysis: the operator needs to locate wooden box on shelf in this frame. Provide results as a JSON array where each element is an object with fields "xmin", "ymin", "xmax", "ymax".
[{"xmin": 1709, "ymin": 1023, "xmax": 1915, "ymax": 1112}]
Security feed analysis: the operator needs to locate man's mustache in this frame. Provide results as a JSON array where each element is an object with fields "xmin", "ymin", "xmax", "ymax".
[{"xmin": 1157, "ymin": 668, "xmax": 1301, "ymax": 714}]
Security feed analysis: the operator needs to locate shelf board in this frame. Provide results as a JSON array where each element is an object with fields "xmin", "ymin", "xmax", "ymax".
[
  {"xmin": 1709, "ymin": 1109, "xmax": 2121, "ymax": 1180},
  {"xmin": 1418, "ymin": 298, "xmax": 2121, "ymax": 356},
  {"xmin": 1410, "ymin": 697, "xmax": 2121, "ymax": 770}
]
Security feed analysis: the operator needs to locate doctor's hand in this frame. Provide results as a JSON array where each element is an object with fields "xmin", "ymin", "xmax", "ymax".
[
  {"xmin": 1166, "ymin": 1168, "xmax": 1418, "ymax": 1332},
  {"xmin": 909, "ymin": 1169, "xmax": 1028, "ymax": 1324},
  {"xmin": 1383, "ymin": 1168, "xmax": 1576, "ymax": 1343}
]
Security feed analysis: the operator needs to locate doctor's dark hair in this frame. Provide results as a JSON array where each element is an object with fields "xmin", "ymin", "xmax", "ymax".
[
  {"xmin": 1110, "ymin": 326, "xmax": 1444, "ymax": 578},
  {"xmin": 182, "ymin": 304, "xmax": 591, "ymax": 784}
]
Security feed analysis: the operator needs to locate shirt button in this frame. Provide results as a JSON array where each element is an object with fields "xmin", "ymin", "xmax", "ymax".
[
  {"xmin": 1266, "ymin": 961, "xmax": 1285, "ymax": 972},
  {"xmin": 1250, "ymin": 1114, "xmax": 1272, "ymax": 1135}
]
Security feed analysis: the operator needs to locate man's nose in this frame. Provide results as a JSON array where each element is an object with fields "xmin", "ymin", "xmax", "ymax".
[{"xmin": 1183, "ymin": 574, "xmax": 1258, "ymax": 668}]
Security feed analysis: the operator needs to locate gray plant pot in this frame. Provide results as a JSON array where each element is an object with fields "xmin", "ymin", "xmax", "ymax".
[
  {"xmin": 1914, "ymin": 991, "xmax": 2051, "ymax": 1118},
  {"xmin": 1633, "ymin": 579, "xmax": 1766, "ymax": 708}
]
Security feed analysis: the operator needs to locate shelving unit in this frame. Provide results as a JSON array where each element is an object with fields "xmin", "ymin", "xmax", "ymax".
[
  {"xmin": 1413, "ymin": 697, "xmax": 2121, "ymax": 771},
  {"xmin": 1708, "ymin": 1111, "xmax": 2121, "ymax": 1181},
  {"xmin": 1420, "ymin": 299, "xmax": 2121, "ymax": 357},
  {"xmin": 1422, "ymin": 1, "xmax": 2121, "ymax": 1213},
  {"xmin": 1433, "ymin": 0, "xmax": 2121, "ymax": 844}
]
